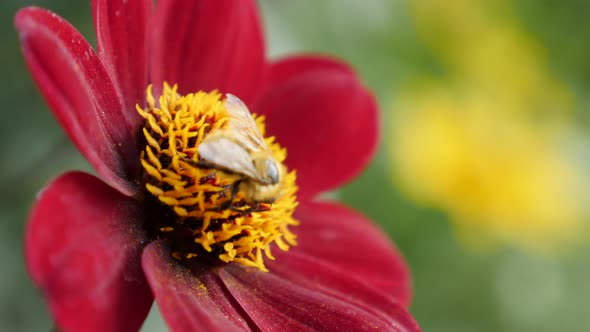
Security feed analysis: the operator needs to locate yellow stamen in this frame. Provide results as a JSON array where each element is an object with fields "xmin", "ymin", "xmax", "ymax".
[{"xmin": 138, "ymin": 83, "xmax": 298, "ymax": 271}]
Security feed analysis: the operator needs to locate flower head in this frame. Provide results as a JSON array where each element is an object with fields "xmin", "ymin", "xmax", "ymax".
[
  {"xmin": 17, "ymin": 1, "xmax": 418, "ymax": 331},
  {"xmin": 137, "ymin": 84, "xmax": 298, "ymax": 271}
]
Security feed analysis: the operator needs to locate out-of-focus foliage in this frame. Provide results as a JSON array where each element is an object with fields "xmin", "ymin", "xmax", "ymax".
[
  {"xmin": 408, "ymin": 0, "xmax": 576, "ymax": 119},
  {"xmin": 1, "ymin": 0, "xmax": 590, "ymax": 331}
]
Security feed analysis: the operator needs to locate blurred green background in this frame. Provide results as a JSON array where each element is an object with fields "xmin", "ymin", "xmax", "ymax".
[{"xmin": 2, "ymin": 0, "xmax": 590, "ymax": 331}]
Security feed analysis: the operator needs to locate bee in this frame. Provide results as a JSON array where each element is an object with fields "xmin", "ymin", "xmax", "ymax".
[{"xmin": 198, "ymin": 94, "xmax": 284, "ymax": 203}]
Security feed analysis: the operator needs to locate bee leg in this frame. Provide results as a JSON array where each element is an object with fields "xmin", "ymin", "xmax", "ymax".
[
  {"xmin": 221, "ymin": 180, "xmax": 242, "ymax": 211},
  {"xmin": 240, "ymin": 202, "xmax": 272, "ymax": 215}
]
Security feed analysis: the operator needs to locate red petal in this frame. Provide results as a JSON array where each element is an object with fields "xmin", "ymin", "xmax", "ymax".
[
  {"xmin": 218, "ymin": 264, "xmax": 418, "ymax": 332},
  {"xmin": 284, "ymin": 201, "xmax": 413, "ymax": 306},
  {"xmin": 150, "ymin": 0, "xmax": 265, "ymax": 106},
  {"xmin": 25, "ymin": 172, "xmax": 153, "ymax": 332},
  {"xmin": 92, "ymin": 0, "xmax": 151, "ymax": 125},
  {"xmin": 142, "ymin": 241, "xmax": 251, "ymax": 332},
  {"xmin": 15, "ymin": 7, "xmax": 139, "ymax": 196},
  {"xmin": 265, "ymin": 252, "xmax": 419, "ymax": 330},
  {"xmin": 256, "ymin": 56, "xmax": 379, "ymax": 201},
  {"xmin": 212, "ymin": 201, "xmax": 417, "ymax": 331}
]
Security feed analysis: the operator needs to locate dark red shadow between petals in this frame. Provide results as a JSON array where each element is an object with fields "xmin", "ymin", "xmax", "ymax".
[
  {"xmin": 150, "ymin": 0, "xmax": 265, "ymax": 106},
  {"xmin": 255, "ymin": 56, "xmax": 379, "ymax": 201},
  {"xmin": 25, "ymin": 172, "xmax": 153, "ymax": 332},
  {"xmin": 92, "ymin": 0, "xmax": 151, "ymax": 129},
  {"xmin": 15, "ymin": 7, "xmax": 139, "ymax": 196},
  {"xmin": 142, "ymin": 241, "xmax": 251, "ymax": 332}
]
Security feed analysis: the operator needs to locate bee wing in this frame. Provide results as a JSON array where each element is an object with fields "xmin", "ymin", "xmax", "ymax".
[
  {"xmin": 197, "ymin": 94, "xmax": 269, "ymax": 181},
  {"xmin": 198, "ymin": 136, "xmax": 261, "ymax": 180},
  {"xmin": 223, "ymin": 93, "xmax": 267, "ymax": 151}
]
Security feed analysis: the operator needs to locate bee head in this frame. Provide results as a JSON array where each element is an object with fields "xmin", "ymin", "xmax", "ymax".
[{"xmin": 253, "ymin": 157, "xmax": 280, "ymax": 185}]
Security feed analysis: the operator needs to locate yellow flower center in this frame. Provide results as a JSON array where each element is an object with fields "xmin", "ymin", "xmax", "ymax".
[{"xmin": 137, "ymin": 83, "xmax": 298, "ymax": 271}]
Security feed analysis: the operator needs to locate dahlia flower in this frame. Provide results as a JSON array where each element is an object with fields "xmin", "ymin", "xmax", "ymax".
[{"xmin": 17, "ymin": 1, "xmax": 419, "ymax": 331}]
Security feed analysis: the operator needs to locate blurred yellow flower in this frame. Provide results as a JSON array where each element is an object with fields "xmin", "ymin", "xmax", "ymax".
[
  {"xmin": 390, "ymin": 0, "xmax": 590, "ymax": 253},
  {"xmin": 390, "ymin": 84, "xmax": 589, "ymax": 253}
]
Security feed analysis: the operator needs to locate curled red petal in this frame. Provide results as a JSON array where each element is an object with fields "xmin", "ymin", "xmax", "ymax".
[
  {"xmin": 142, "ymin": 241, "xmax": 251, "ymax": 332},
  {"xmin": 92, "ymin": 0, "xmax": 151, "ymax": 127},
  {"xmin": 256, "ymin": 56, "xmax": 379, "ymax": 201},
  {"xmin": 150, "ymin": 0, "xmax": 265, "ymax": 106},
  {"xmin": 15, "ymin": 7, "xmax": 139, "ymax": 196},
  {"xmin": 25, "ymin": 171, "xmax": 153, "ymax": 332}
]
